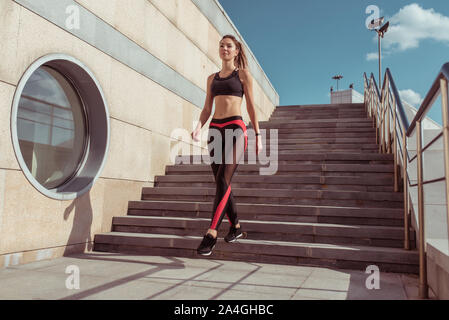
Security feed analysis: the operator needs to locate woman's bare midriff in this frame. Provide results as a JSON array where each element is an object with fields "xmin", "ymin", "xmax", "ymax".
[{"xmin": 212, "ymin": 95, "xmax": 243, "ymax": 119}]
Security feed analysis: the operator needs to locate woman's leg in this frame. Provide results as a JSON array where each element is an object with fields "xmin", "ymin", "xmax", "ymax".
[
  {"xmin": 197, "ymin": 120, "xmax": 246, "ymax": 255},
  {"xmin": 208, "ymin": 125, "xmax": 246, "ymax": 232},
  {"xmin": 210, "ymin": 163, "xmax": 239, "ymax": 227}
]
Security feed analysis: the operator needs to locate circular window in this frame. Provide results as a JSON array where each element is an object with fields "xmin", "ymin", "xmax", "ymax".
[
  {"xmin": 18, "ymin": 65, "xmax": 87, "ymax": 189},
  {"xmin": 11, "ymin": 54, "xmax": 110, "ymax": 200}
]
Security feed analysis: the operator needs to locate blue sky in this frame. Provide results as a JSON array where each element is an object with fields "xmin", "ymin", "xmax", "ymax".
[{"xmin": 218, "ymin": 0, "xmax": 449, "ymax": 124}]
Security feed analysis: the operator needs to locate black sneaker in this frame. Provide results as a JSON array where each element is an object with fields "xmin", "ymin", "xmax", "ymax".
[
  {"xmin": 224, "ymin": 226, "xmax": 243, "ymax": 243},
  {"xmin": 197, "ymin": 234, "xmax": 217, "ymax": 256}
]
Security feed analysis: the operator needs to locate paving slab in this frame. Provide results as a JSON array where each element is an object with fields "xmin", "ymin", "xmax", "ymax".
[{"xmin": 0, "ymin": 252, "xmax": 423, "ymax": 300}]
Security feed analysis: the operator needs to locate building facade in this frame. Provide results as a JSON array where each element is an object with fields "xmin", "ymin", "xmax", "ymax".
[{"xmin": 0, "ymin": 0, "xmax": 279, "ymax": 267}]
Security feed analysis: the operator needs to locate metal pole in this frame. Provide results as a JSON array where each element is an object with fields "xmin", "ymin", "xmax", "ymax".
[
  {"xmin": 440, "ymin": 77, "xmax": 449, "ymax": 250},
  {"xmin": 380, "ymin": 94, "xmax": 385, "ymax": 153},
  {"xmin": 386, "ymin": 78, "xmax": 391, "ymax": 153},
  {"xmin": 378, "ymin": 32, "xmax": 382, "ymax": 91},
  {"xmin": 372, "ymin": 83, "xmax": 375, "ymax": 119},
  {"xmin": 373, "ymin": 85, "xmax": 378, "ymax": 145},
  {"xmin": 365, "ymin": 80, "xmax": 368, "ymax": 116},
  {"xmin": 403, "ymin": 130, "xmax": 410, "ymax": 250},
  {"xmin": 386, "ymin": 90, "xmax": 391, "ymax": 153},
  {"xmin": 416, "ymin": 120, "xmax": 428, "ymax": 299},
  {"xmin": 393, "ymin": 97, "xmax": 398, "ymax": 192}
]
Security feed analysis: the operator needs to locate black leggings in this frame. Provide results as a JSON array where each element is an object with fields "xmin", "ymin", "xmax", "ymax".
[{"xmin": 207, "ymin": 116, "xmax": 248, "ymax": 230}]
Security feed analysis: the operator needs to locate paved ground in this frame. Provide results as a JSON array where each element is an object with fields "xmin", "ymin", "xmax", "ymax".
[{"xmin": 0, "ymin": 252, "xmax": 424, "ymax": 300}]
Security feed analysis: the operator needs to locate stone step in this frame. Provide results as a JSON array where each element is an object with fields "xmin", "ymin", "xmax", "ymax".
[
  {"xmin": 272, "ymin": 106, "xmax": 365, "ymax": 112},
  {"xmin": 155, "ymin": 173, "xmax": 395, "ymax": 184},
  {"xmin": 165, "ymin": 163, "xmax": 395, "ymax": 174},
  {"xmin": 93, "ymin": 232, "xmax": 419, "ymax": 274},
  {"xmin": 166, "ymin": 170, "xmax": 393, "ymax": 179},
  {"xmin": 175, "ymin": 152, "xmax": 394, "ymax": 165},
  {"xmin": 274, "ymin": 103, "xmax": 365, "ymax": 111},
  {"xmin": 155, "ymin": 182, "xmax": 395, "ymax": 193},
  {"xmin": 141, "ymin": 186, "xmax": 403, "ymax": 201},
  {"xmin": 251, "ymin": 127, "xmax": 376, "ymax": 134},
  {"xmin": 174, "ymin": 158, "xmax": 393, "ymax": 167},
  {"xmin": 127, "ymin": 200, "xmax": 405, "ymax": 227},
  {"xmin": 270, "ymin": 115, "xmax": 369, "ymax": 121},
  {"xmin": 257, "ymin": 120, "xmax": 373, "ymax": 128},
  {"xmin": 270, "ymin": 113, "xmax": 369, "ymax": 120},
  {"xmin": 244, "ymin": 144, "xmax": 379, "ymax": 152},
  {"xmin": 141, "ymin": 187, "xmax": 404, "ymax": 208},
  {"xmin": 244, "ymin": 137, "xmax": 377, "ymax": 144},
  {"xmin": 154, "ymin": 175, "xmax": 395, "ymax": 192},
  {"xmin": 265, "ymin": 132, "xmax": 376, "ymax": 139},
  {"xmin": 157, "ymin": 173, "xmax": 395, "ymax": 183},
  {"xmin": 111, "ymin": 216, "xmax": 415, "ymax": 248},
  {"xmin": 259, "ymin": 118, "xmax": 372, "ymax": 126}
]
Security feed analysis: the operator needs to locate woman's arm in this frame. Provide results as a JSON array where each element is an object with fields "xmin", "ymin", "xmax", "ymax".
[
  {"xmin": 199, "ymin": 74, "xmax": 215, "ymax": 127},
  {"xmin": 192, "ymin": 74, "xmax": 214, "ymax": 141},
  {"xmin": 241, "ymin": 69, "xmax": 260, "ymax": 133},
  {"xmin": 240, "ymin": 69, "xmax": 263, "ymax": 154}
]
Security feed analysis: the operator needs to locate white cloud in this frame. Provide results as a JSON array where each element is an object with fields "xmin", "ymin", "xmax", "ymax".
[
  {"xmin": 366, "ymin": 52, "xmax": 384, "ymax": 61},
  {"xmin": 382, "ymin": 3, "xmax": 449, "ymax": 52},
  {"xmin": 399, "ymin": 89, "xmax": 423, "ymax": 107},
  {"xmin": 366, "ymin": 52, "xmax": 378, "ymax": 61}
]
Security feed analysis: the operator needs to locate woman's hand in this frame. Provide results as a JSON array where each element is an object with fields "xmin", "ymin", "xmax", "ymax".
[
  {"xmin": 256, "ymin": 135, "xmax": 263, "ymax": 155},
  {"xmin": 191, "ymin": 128, "xmax": 201, "ymax": 142}
]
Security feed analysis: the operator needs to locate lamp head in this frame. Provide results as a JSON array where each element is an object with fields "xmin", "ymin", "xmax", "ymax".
[
  {"xmin": 368, "ymin": 17, "xmax": 385, "ymax": 30},
  {"xmin": 378, "ymin": 21, "xmax": 389, "ymax": 37}
]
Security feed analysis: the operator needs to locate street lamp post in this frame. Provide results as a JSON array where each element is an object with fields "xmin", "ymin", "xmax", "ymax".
[
  {"xmin": 368, "ymin": 17, "xmax": 389, "ymax": 83},
  {"xmin": 332, "ymin": 75, "xmax": 343, "ymax": 91}
]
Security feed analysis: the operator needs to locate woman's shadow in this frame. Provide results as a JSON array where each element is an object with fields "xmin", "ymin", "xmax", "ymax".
[{"xmin": 63, "ymin": 192, "xmax": 93, "ymax": 256}]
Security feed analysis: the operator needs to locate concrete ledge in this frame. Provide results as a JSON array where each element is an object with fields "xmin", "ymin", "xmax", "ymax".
[
  {"xmin": 427, "ymin": 238, "xmax": 449, "ymax": 299},
  {"xmin": 0, "ymin": 242, "xmax": 93, "ymax": 269}
]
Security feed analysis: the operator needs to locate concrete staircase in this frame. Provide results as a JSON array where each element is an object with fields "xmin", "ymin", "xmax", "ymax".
[{"xmin": 94, "ymin": 103, "xmax": 419, "ymax": 274}]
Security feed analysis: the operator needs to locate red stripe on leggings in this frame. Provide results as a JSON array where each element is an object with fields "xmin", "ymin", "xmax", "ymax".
[
  {"xmin": 209, "ymin": 120, "xmax": 246, "ymax": 129},
  {"xmin": 210, "ymin": 185, "xmax": 231, "ymax": 229},
  {"xmin": 210, "ymin": 120, "xmax": 248, "ymax": 151}
]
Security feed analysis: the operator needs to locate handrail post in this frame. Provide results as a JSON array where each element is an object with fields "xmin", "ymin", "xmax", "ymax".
[
  {"xmin": 384, "ymin": 91, "xmax": 388, "ymax": 153},
  {"xmin": 416, "ymin": 120, "xmax": 428, "ymax": 299},
  {"xmin": 372, "ymin": 85, "xmax": 375, "ymax": 124},
  {"xmin": 393, "ymin": 99, "xmax": 398, "ymax": 192},
  {"xmin": 385, "ymin": 89, "xmax": 391, "ymax": 153},
  {"xmin": 378, "ymin": 91, "xmax": 383, "ymax": 153},
  {"xmin": 381, "ymin": 92, "xmax": 386, "ymax": 153},
  {"xmin": 368, "ymin": 85, "xmax": 372, "ymax": 118},
  {"xmin": 364, "ymin": 80, "xmax": 368, "ymax": 116},
  {"xmin": 440, "ymin": 77, "xmax": 449, "ymax": 249},
  {"xmin": 403, "ymin": 130, "xmax": 410, "ymax": 249},
  {"xmin": 372, "ymin": 86, "xmax": 378, "ymax": 145}
]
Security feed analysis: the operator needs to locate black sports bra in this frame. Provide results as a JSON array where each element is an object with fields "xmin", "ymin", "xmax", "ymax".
[{"xmin": 211, "ymin": 69, "xmax": 244, "ymax": 98}]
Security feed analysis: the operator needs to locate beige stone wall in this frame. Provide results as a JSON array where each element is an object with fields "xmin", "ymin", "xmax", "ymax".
[
  {"xmin": 0, "ymin": 0, "xmax": 277, "ymax": 267},
  {"xmin": 74, "ymin": 0, "xmax": 275, "ymax": 122}
]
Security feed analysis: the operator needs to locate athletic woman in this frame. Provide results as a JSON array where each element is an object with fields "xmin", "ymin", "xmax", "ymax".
[{"xmin": 191, "ymin": 34, "xmax": 263, "ymax": 256}]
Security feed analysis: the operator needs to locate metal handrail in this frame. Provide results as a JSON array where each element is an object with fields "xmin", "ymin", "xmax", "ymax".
[
  {"xmin": 364, "ymin": 62, "xmax": 449, "ymax": 299},
  {"xmin": 371, "ymin": 73, "xmax": 381, "ymax": 99},
  {"xmin": 407, "ymin": 63, "xmax": 449, "ymax": 135},
  {"xmin": 386, "ymin": 69, "xmax": 410, "ymax": 132}
]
